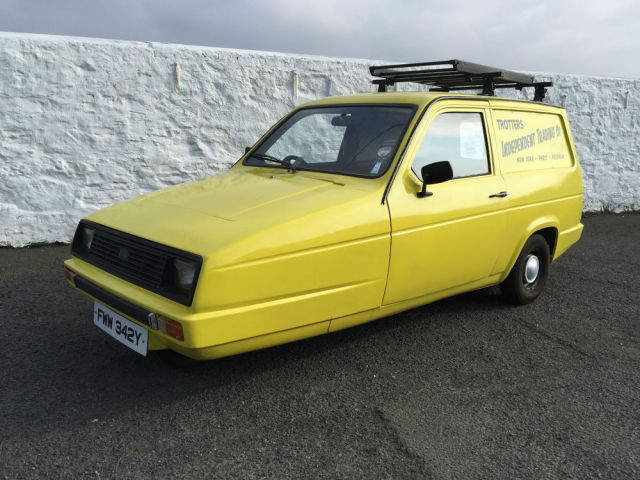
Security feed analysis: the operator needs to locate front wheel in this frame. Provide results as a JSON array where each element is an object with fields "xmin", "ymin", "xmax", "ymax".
[{"xmin": 501, "ymin": 234, "xmax": 550, "ymax": 305}]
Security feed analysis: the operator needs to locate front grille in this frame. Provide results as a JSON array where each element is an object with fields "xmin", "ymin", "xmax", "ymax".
[
  {"xmin": 89, "ymin": 230, "xmax": 166, "ymax": 291},
  {"xmin": 71, "ymin": 220, "xmax": 202, "ymax": 306}
]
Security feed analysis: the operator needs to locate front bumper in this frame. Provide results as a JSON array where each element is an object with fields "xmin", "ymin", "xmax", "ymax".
[
  {"xmin": 65, "ymin": 256, "xmax": 194, "ymax": 354},
  {"xmin": 73, "ymin": 275, "xmax": 159, "ymax": 329},
  {"xmin": 65, "ymin": 256, "xmax": 332, "ymax": 360}
]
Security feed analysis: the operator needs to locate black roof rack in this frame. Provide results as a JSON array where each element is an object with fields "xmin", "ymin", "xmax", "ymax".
[{"xmin": 370, "ymin": 59, "xmax": 552, "ymax": 102}]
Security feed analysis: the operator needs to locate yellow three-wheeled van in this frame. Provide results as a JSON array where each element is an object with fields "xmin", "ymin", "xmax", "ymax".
[{"xmin": 64, "ymin": 60, "xmax": 583, "ymax": 362}]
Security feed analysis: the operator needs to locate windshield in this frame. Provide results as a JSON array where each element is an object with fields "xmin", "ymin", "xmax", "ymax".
[{"xmin": 243, "ymin": 105, "xmax": 416, "ymax": 177}]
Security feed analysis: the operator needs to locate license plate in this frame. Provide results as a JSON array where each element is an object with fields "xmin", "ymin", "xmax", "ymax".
[{"xmin": 93, "ymin": 302, "xmax": 148, "ymax": 356}]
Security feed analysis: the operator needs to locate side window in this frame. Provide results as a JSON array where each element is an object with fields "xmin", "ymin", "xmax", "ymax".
[{"xmin": 412, "ymin": 113, "xmax": 490, "ymax": 180}]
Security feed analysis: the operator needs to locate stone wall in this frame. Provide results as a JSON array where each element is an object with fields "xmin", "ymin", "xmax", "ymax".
[{"xmin": 1, "ymin": 32, "xmax": 638, "ymax": 246}]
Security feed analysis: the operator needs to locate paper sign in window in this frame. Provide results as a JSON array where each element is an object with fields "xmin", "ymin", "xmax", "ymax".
[{"xmin": 459, "ymin": 121, "xmax": 485, "ymax": 159}]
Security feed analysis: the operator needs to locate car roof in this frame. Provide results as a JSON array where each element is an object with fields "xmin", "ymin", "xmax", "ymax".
[
  {"xmin": 301, "ymin": 91, "xmax": 444, "ymax": 108},
  {"xmin": 300, "ymin": 91, "xmax": 563, "ymax": 111}
]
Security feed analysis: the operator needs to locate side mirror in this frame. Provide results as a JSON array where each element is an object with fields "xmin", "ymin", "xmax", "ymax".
[
  {"xmin": 245, "ymin": 147, "xmax": 251, "ymax": 154},
  {"xmin": 417, "ymin": 161, "xmax": 453, "ymax": 198}
]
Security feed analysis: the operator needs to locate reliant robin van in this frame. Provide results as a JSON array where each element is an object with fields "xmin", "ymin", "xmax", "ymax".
[{"xmin": 64, "ymin": 60, "xmax": 583, "ymax": 362}]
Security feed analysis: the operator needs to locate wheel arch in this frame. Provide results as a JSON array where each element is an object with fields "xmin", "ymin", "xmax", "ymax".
[
  {"xmin": 534, "ymin": 226, "xmax": 558, "ymax": 260},
  {"xmin": 502, "ymin": 218, "xmax": 559, "ymax": 281}
]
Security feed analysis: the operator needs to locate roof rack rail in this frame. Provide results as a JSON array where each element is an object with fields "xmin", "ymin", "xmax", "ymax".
[{"xmin": 370, "ymin": 59, "xmax": 552, "ymax": 102}]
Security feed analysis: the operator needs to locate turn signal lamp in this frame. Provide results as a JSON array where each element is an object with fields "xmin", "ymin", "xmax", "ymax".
[
  {"xmin": 158, "ymin": 316, "xmax": 184, "ymax": 341},
  {"xmin": 64, "ymin": 267, "xmax": 76, "ymax": 285}
]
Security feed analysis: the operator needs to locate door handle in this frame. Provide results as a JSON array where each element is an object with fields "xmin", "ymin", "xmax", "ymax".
[{"xmin": 489, "ymin": 191, "xmax": 509, "ymax": 198}]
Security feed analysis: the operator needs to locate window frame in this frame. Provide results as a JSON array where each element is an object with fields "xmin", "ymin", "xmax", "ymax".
[
  {"xmin": 410, "ymin": 109, "xmax": 493, "ymax": 182},
  {"xmin": 242, "ymin": 103, "xmax": 419, "ymax": 179}
]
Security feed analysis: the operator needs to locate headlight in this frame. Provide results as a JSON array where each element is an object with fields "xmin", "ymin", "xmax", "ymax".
[
  {"xmin": 172, "ymin": 258, "xmax": 196, "ymax": 293},
  {"xmin": 161, "ymin": 256, "xmax": 200, "ymax": 304},
  {"xmin": 81, "ymin": 226, "xmax": 95, "ymax": 252}
]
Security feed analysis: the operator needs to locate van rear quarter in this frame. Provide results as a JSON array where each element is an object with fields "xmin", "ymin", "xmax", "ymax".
[{"xmin": 488, "ymin": 100, "xmax": 584, "ymax": 276}]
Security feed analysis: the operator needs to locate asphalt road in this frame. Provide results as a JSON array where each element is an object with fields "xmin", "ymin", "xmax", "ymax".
[{"xmin": 1, "ymin": 214, "xmax": 638, "ymax": 479}]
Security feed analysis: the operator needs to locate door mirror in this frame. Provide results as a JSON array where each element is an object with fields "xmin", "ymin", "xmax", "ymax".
[
  {"xmin": 245, "ymin": 146, "xmax": 251, "ymax": 154},
  {"xmin": 417, "ymin": 161, "xmax": 453, "ymax": 198}
]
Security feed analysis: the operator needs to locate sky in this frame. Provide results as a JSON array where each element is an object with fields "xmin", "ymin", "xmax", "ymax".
[{"xmin": 1, "ymin": 0, "xmax": 639, "ymax": 79}]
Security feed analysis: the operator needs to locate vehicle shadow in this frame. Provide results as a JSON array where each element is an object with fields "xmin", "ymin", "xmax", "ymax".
[{"xmin": 2, "ymin": 269, "xmax": 514, "ymax": 443}]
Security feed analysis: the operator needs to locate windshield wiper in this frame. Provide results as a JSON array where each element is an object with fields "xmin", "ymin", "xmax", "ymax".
[{"xmin": 249, "ymin": 153, "xmax": 297, "ymax": 172}]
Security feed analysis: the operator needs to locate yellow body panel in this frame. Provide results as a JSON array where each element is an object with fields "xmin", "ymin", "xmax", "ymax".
[
  {"xmin": 486, "ymin": 101, "xmax": 584, "ymax": 272},
  {"xmin": 66, "ymin": 92, "xmax": 584, "ymax": 360}
]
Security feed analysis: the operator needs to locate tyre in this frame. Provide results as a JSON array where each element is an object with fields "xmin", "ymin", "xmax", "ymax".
[{"xmin": 501, "ymin": 234, "xmax": 550, "ymax": 305}]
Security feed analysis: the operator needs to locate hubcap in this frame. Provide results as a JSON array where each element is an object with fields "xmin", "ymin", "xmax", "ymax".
[{"xmin": 524, "ymin": 254, "xmax": 540, "ymax": 284}]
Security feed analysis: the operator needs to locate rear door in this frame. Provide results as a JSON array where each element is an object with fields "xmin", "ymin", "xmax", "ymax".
[{"xmin": 384, "ymin": 101, "xmax": 508, "ymax": 304}]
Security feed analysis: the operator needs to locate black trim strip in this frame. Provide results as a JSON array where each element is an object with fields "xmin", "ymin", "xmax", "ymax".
[
  {"xmin": 381, "ymin": 105, "xmax": 429, "ymax": 204},
  {"xmin": 75, "ymin": 275, "xmax": 154, "ymax": 327}
]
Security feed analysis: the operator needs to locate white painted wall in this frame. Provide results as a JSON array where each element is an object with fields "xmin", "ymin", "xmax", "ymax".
[{"xmin": 1, "ymin": 32, "xmax": 638, "ymax": 246}]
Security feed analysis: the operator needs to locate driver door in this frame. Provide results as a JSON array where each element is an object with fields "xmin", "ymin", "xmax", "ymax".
[{"xmin": 384, "ymin": 104, "xmax": 508, "ymax": 304}]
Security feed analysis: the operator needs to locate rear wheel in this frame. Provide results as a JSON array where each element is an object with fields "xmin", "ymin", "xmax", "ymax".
[{"xmin": 501, "ymin": 234, "xmax": 550, "ymax": 305}]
